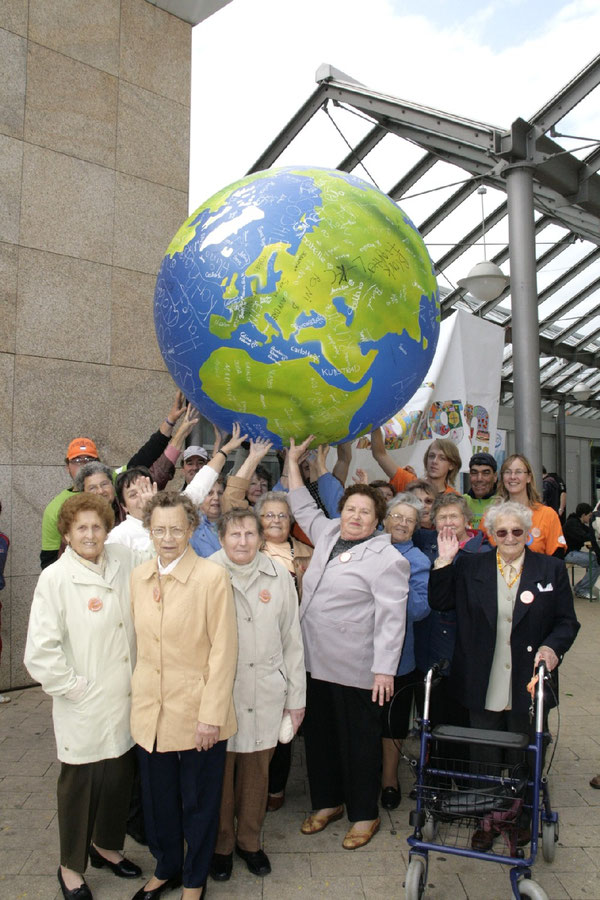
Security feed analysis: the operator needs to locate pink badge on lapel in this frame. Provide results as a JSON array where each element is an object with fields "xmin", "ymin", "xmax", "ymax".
[
  {"xmin": 88, "ymin": 597, "xmax": 103, "ymax": 612},
  {"xmin": 520, "ymin": 590, "xmax": 534, "ymax": 605},
  {"xmin": 259, "ymin": 589, "xmax": 271, "ymax": 603},
  {"xmin": 153, "ymin": 587, "xmax": 161, "ymax": 603}
]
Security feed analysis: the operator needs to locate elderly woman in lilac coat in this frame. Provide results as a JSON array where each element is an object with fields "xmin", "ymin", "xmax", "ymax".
[{"xmin": 286, "ymin": 436, "xmax": 409, "ymax": 851}]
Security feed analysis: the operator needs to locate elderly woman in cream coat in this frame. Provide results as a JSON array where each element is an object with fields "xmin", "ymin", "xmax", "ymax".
[
  {"xmin": 208, "ymin": 508, "xmax": 306, "ymax": 882},
  {"xmin": 24, "ymin": 493, "xmax": 143, "ymax": 900}
]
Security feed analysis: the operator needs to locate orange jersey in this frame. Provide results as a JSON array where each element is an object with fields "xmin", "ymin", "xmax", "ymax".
[{"xmin": 390, "ymin": 467, "xmax": 459, "ymax": 496}]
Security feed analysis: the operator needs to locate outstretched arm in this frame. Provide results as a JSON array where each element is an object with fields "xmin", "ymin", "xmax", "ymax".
[
  {"xmin": 332, "ymin": 441, "xmax": 352, "ymax": 486},
  {"xmin": 221, "ymin": 437, "xmax": 273, "ymax": 512},
  {"xmin": 370, "ymin": 427, "xmax": 398, "ymax": 480}
]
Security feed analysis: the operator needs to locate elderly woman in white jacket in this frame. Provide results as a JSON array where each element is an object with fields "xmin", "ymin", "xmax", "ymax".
[
  {"xmin": 208, "ymin": 508, "xmax": 305, "ymax": 883},
  {"xmin": 24, "ymin": 493, "xmax": 143, "ymax": 900}
]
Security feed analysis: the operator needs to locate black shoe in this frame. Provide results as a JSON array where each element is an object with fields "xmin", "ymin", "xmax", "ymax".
[
  {"xmin": 131, "ymin": 876, "xmax": 182, "ymax": 900},
  {"xmin": 57, "ymin": 867, "xmax": 93, "ymax": 900},
  {"xmin": 235, "ymin": 845, "xmax": 271, "ymax": 877},
  {"xmin": 209, "ymin": 852, "xmax": 233, "ymax": 882},
  {"xmin": 381, "ymin": 785, "xmax": 401, "ymax": 810},
  {"xmin": 89, "ymin": 844, "xmax": 142, "ymax": 878}
]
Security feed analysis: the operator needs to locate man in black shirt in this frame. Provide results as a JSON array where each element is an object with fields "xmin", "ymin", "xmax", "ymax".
[{"xmin": 564, "ymin": 502, "xmax": 600, "ymax": 599}]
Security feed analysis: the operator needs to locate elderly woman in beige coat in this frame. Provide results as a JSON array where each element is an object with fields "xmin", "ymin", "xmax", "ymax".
[
  {"xmin": 129, "ymin": 492, "xmax": 238, "ymax": 900},
  {"xmin": 208, "ymin": 508, "xmax": 306, "ymax": 882}
]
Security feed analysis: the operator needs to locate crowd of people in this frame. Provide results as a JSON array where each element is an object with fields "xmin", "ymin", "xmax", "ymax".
[{"xmin": 12, "ymin": 403, "xmax": 598, "ymax": 899}]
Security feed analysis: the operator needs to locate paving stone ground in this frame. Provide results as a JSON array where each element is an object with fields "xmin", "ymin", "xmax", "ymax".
[{"xmin": 1, "ymin": 592, "xmax": 599, "ymax": 899}]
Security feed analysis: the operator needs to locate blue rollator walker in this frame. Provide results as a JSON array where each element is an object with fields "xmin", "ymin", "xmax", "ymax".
[{"xmin": 406, "ymin": 663, "xmax": 558, "ymax": 900}]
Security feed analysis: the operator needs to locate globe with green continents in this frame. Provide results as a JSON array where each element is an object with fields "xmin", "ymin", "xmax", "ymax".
[{"xmin": 154, "ymin": 166, "xmax": 439, "ymax": 448}]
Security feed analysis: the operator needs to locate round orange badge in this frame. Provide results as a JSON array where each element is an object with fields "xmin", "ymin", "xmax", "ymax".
[
  {"xmin": 259, "ymin": 589, "xmax": 271, "ymax": 603},
  {"xmin": 88, "ymin": 597, "xmax": 103, "ymax": 612}
]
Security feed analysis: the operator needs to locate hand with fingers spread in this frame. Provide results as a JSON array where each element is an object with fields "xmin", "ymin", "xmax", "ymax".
[
  {"xmin": 170, "ymin": 404, "xmax": 200, "ymax": 451},
  {"xmin": 287, "ymin": 436, "xmax": 315, "ymax": 490},
  {"xmin": 137, "ymin": 476, "xmax": 158, "ymax": 512},
  {"xmin": 353, "ymin": 467, "xmax": 369, "ymax": 485},
  {"xmin": 247, "ymin": 437, "xmax": 273, "ymax": 462},
  {"xmin": 436, "ymin": 525, "xmax": 459, "ymax": 565}
]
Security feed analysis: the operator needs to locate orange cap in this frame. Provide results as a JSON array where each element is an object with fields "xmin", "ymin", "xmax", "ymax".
[{"xmin": 66, "ymin": 438, "xmax": 99, "ymax": 461}]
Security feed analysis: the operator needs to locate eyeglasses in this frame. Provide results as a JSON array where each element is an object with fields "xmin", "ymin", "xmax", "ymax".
[
  {"xmin": 261, "ymin": 512, "xmax": 289, "ymax": 520},
  {"xmin": 504, "ymin": 469, "xmax": 528, "ymax": 476},
  {"xmin": 495, "ymin": 528, "xmax": 525, "ymax": 538},
  {"xmin": 150, "ymin": 527, "xmax": 187, "ymax": 539},
  {"xmin": 387, "ymin": 513, "xmax": 417, "ymax": 524},
  {"xmin": 87, "ymin": 481, "xmax": 113, "ymax": 493},
  {"xmin": 71, "ymin": 455, "xmax": 96, "ymax": 464}
]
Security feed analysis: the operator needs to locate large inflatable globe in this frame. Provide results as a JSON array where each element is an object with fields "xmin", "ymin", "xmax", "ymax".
[{"xmin": 154, "ymin": 166, "xmax": 439, "ymax": 448}]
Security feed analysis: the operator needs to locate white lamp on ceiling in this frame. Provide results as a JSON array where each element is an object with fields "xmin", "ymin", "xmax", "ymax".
[
  {"xmin": 457, "ymin": 186, "xmax": 509, "ymax": 303},
  {"xmin": 571, "ymin": 383, "xmax": 592, "ymax": 402}
]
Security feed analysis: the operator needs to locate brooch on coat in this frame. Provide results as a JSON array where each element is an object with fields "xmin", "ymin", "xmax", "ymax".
[
  {"xmin": 259, "ymin": 589, "xmax": 271, "ymax": 603},
  {"xmin": 87, "ymin": 597, "xmax": 103, "ymax": 612}
]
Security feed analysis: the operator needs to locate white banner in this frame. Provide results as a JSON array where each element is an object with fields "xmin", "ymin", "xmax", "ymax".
[{"xmin": 351, "ymin": 309, "xmax": 504, "ymax": 479}]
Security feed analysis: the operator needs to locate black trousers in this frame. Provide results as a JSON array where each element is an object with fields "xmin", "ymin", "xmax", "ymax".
[
  {"xmin": 137, "ymin": 741, "xmax": 226, "ymax": 889},
  {"xmin": 268, "ymin": 740, "xmax": 292, "ymax": 795},
  {"xmin": 303, "ymin": 674, "xmax": 382, "ymax": 822},
  {"xmin": 57, "ymin": 749, "xmax": 135, "ymax": 872},
  {"xmin": 381, "ymin": 670, "xmax": 421, "ymax": 740}
]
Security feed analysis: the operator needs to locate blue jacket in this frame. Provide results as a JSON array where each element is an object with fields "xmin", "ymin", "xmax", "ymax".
[
  {"xmin": 413, "ymin": 530, "xmax": 491, "ymax": 673},
  {"xmin": 393, "ymin": 541, "xmax": 431, "ymax": 675},
  {"xmin": 190, "ymin": 516, "xmax": 221, "ymax": 558}
]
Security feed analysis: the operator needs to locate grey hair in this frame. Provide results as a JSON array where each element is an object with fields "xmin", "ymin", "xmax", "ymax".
[
  {"xmin": 253, "ymin": 490, "xmax": 294, "ymax": 524},
  {"xmin": 74, "ymin": 461, "xmax": 114, "ymax": 492},
  {"xmin": 485, "ymin": 500, "xmax": 532, "ymax": 535},
  {"xmin": 386, "ymin": 492, "xmax": 424, "ymax": 527}
]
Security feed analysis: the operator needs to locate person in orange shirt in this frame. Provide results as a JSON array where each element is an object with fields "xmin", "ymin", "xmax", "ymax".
[
  {"xmin": 370, "ymin": 429, "xmax": 461, "ymax": 497},
  {"xmin": 486, "ymin": 454, "xmax": 566, "ymax": 557}
]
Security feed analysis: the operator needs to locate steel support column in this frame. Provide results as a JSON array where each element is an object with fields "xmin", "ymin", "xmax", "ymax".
[
  {"xmin": 506, "ymin": 165, "xmax": 543, "ymax": 484},
  {"xmin": 556, "ymin": 401, "xmax": 566, "ymax": 483}
]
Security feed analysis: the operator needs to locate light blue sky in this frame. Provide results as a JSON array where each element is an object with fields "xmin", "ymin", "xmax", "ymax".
[{"xmin": 389, "ymin": 0, "xmax": 569, "ymax": 52}]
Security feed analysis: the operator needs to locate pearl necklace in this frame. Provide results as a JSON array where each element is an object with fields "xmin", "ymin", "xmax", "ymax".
[{"xmin": 496, "ymin": 551, "xmax": 522, "ymax": 588}]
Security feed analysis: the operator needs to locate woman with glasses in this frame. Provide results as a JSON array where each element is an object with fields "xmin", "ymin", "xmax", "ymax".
[
  {"xmin": 379, "ymin": 493, "xmax": 431, "ymax": 810},
  {"xmin": 429, "ymin": 499, "xmax": 579, "ymax": 852},
  {"xmin": 253, "ymin": 491, "xmax": 313, "ymax": 811},
  {"xmin": 492, "ymin": 454, "xmax": 566, "ymax": 556},
  {"xmin": 129, "ymin": 492, "xmax": 238, "ymax": 900},
  {"xmin": 287, "ymin": 436, "xmax": 409, "ymax": 850}
]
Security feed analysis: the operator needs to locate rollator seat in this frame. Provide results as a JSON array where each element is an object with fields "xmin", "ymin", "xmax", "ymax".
[{"xmin": 431, "ymin": 724, "xmax": 529, "ymax": 750}]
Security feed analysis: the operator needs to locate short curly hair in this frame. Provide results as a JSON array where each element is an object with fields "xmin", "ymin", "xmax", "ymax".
[
  {"xmin": 217, "ymin": 507, "xmax": 264, "ymax": 540},
  {"xmin": 142, "ymin": 491, "xmax": 200, "ymax": 532},
  {"xmin": 57, "ymin": 493, "xmax": 115, "ymax": 537},
  {"xmin": 338, "ymin": 483, "xmax": 387, "ymax": 524}
]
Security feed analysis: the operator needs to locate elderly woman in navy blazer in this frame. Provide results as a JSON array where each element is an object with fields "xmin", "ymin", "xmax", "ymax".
[
  {"xmin": 287, "ymin": 436, "xmax": 409, "ymax": 850},
  {"xmin": 429, "ymin": 499, "xmax": 579, "ymax": 850}
]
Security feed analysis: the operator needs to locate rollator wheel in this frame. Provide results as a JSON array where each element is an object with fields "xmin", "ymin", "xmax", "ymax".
[
  {"xmin": 541, "ymin": 820, "xmax": 558, "ymax": 863},
  {"xmin": 421, "ymin": 813, "xmax": 438, "ymax": 842},
  {"xmin": 405, "ymin": 856, "xmax": 426, "ymax": 900},
  {"xmin": 517, "ymin": 877, "xmax": 549, "ymax": 899}
]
